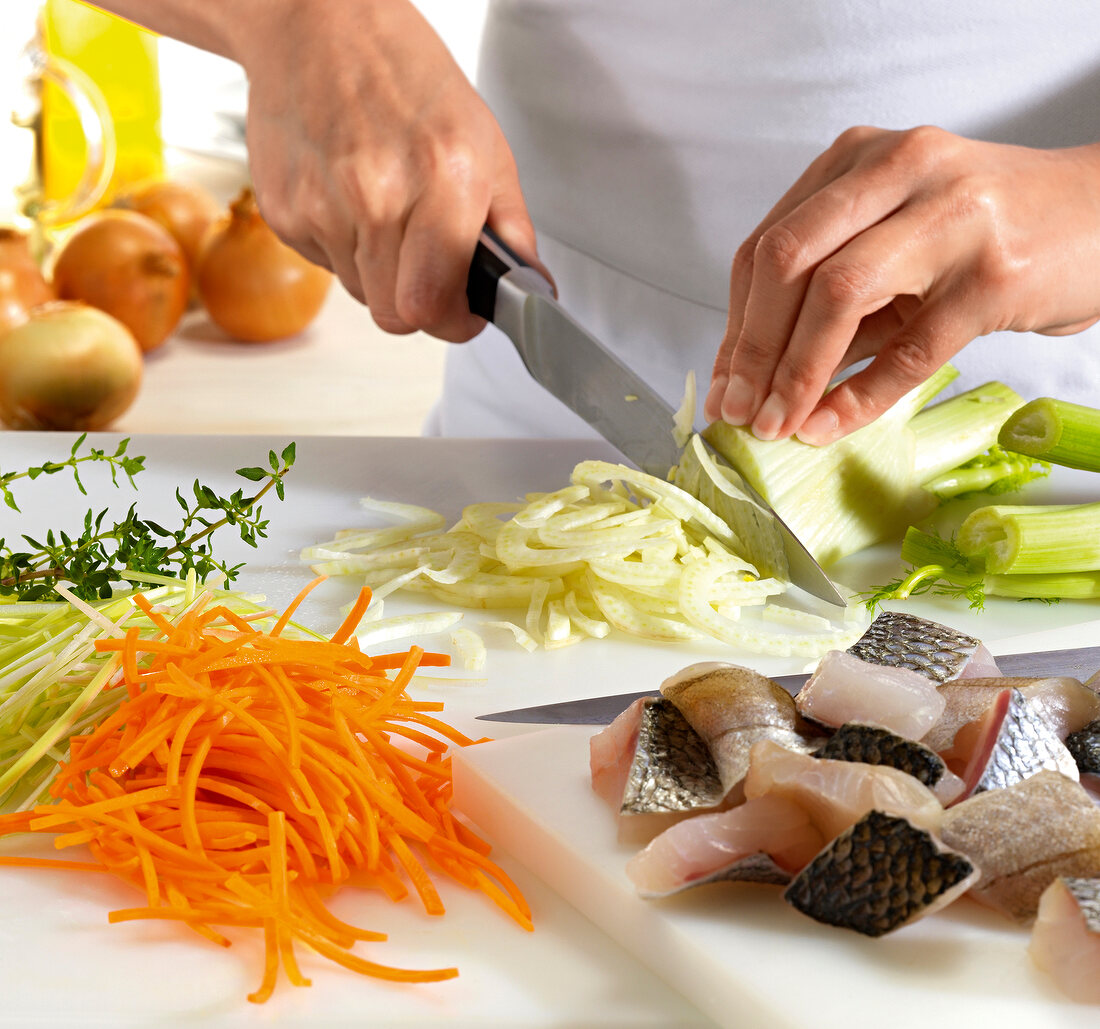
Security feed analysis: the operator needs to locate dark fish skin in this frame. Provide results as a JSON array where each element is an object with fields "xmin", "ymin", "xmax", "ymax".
[
  {"xmin": 620, "ymin": 698, "xmax": 725, "ymax": 816},
  {"xmin": 848, "ymin": 611, "xmax": 979, "ymax": 683},
  {"xmin": 783, "ymin": 810, "xmax": 975, "ymax": 937},
  {"xmin": 1061, "ymin": 877, "xmax": 1100, "ymax": 932},
  {"xmin": 974, "ymin": 688, "xmax": 1078, "ymax": 793},
  {"xmin": 1066, "ymin": 719, "xmax": 1100, "ymax": 775},
  {"xmin": 813, "ymin": 723, "xmax": 945, "ymax": 789}
]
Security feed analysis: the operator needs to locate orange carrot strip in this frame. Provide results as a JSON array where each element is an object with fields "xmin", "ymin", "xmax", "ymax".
[
  {"xmin": 328, "ymin": 587, "xmax": 373, "ymax": 646},
  {"xmin": 270, "ymin": 575, "xmax": 326, "ymax": 638},
  {"xmin": 0, "ymin": 856, "xmax": 110, "ymax": 872},
  {"xmin": 297, "ymin": 883, "xmax": 387, "ymax": 943},
  {"xmin": 180, "ymin": 734, "xmax": 214, "ymax": 855},
  {"xmin": 29, "ymin": 784, "xmax": 178, "ymax": 830}
]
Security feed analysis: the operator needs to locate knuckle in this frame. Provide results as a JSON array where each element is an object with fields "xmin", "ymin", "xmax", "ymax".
[
  {"xmin": 882, "ymin": 328, "xmax": 936, "ymax": 385},
  {"xmin": 730, "ymin": 327, "xmax": 776, "ymax": 367},
  {"xmin": 832, "ymin": 124, "xmax": 879, "ymax": 152},
  {"xmin": 813, "ymin": 259, "xmax": 878, "ymax": 310},
  {"xmin": 755, "ymin": 223, "xmax": 811, "ymax": 281},
  {"xmin": 339, "ymin": 153, "xmax": 408, "ymax": 228},
  {"xmin": 369, "ymin": 307, "xmax": 413, "ymax": 336},
  {"xmin": 731, "ymin": 237, "xmax": 758, "ymax": 278},
  {"xmin": 771, "ymin": 353, "xmax": 820, "ymax": 396},
  {"xmin": 395, "ymin": 275, "xmax": 451, "ymax": 329},
  {"xmin": 893, "ymin": 124, "xmax": 950, "ymax": 166},
  {"xmin": 433, "ymin": 135, "xmax": 480, "ymax": 193}
]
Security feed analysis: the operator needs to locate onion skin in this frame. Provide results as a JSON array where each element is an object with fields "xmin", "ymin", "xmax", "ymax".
[
  {"xmin": 52, "ymin": 210, "xmax": 190, "ymax": 353},
  {"xmin": 0, "ymin": 301, "xmax": 143, "ymax": 430},
  {"xmin": 114, "ymin": 179, "xmax": 220, "ymax": 274},
  {"xmin": 197, "ymin": 188, "xmax": 332, "ymax": 342},
  {"xmin": 0, "ymin": 228, "xmax": 55, "ymax": 337}
]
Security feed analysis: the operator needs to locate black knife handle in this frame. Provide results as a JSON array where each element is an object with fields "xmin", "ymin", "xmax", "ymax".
[{"xmin": 466, "ymin": 225, "xmax": 529, "ymax": 322}]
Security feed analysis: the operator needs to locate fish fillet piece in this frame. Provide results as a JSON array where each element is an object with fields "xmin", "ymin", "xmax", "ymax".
[
  {"xmin": 1029, "ymin": 876, "xmax": 1100, "ymax": 1004},
  {"xmin": 590, "ymin": 696, "xmax": 726, "ymax": 842},
  {"xmin": 626, "ymin": 794, "xmax": 824, "ymax": 898},
  {"xmin": 940, "ymin": 770, "xmax": 1100, "ymax": 923},
  {"xmin": 1067, "ymin": 718, "xmax": 1100, "ymax": 775},
  {"xmin": 813, "ymin": 723, "xmax": 964, "ymax": 805},
  {"xmin": 590, "ymin": 696, "xmax": 649, "ymax": 810},
  {"xmin": 661, "ymin": 662, "xmax": 813, "ymax": 797},
  {"xmin": 783, "ymin": 810, "xmax": 978, "ymax": 937},
  {"xmin": 924, "ymin": 676, "xmax": 1097, "ymax": 753},
  {"xmin": 944, "ymin": 688, "xmax": 1079, "ymax": 798},
  {"xmin": 847, "ymin": 610, "xmax": 999, "ymax": 681},
  {"xmin": 743, "ymin": 739, "xmax": 944, "ymax": 839},
  {"xmin": 796, "ymin": 649, "xmax": 945, "ymax": 739}
]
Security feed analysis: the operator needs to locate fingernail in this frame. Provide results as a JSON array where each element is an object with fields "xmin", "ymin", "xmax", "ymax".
[
  {"xmin": 720, "ymin": 374, "xmax": 755, "ymax": 424},
  {"xmin": 704, "ymin": 375, "xmax": 728, "ymax": 422},
  {"xmin": 751, "ymin": 393, "xmax": 787, "ymax": 441},
  {"xmin": 795, "ymin": 407, "xmax": 841, "ymax": 446}
]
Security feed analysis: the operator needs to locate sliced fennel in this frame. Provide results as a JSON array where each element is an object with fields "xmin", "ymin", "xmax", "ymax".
[
  {"xmin": 998, "ymin": 397, "xmax": 1100, "ymax": 472},
  {"xmin": 304, "ymin": 461, "xmax": 866, "ymax": 659},
  {"xmin": 703, "ymin": 367, "xmax": 1024, "ymax": 566}
]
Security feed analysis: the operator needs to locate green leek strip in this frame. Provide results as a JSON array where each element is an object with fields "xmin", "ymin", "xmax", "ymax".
[
  {"xmin": 908, "ymin": 381, "xmax": 1023, "ymax": 483},
  {"xmin": 956, "ymin": 502, "xmax": 1100, "ymax": 575},
  {"xmin": 998, "ymin": 397, "xmax": 1100, "ymax": 472}
]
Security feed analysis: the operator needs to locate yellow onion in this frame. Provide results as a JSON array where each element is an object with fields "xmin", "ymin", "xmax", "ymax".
[
  {"xmin": 196, "ymin": 187, "xmax": 332, "ymax": 342},
  {"xmin": 0, "ymin": 301, "xmax": 143, "ymax": 430}
]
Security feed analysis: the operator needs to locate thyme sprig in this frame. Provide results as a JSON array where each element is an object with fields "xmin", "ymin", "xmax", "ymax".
[{"xmin": 1, "ymin": 437, "xmax": 295, "ymax": 601}]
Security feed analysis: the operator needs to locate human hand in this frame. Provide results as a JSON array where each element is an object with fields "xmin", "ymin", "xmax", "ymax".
[
  {"xmin": 705, "ymin": 126, "xmax": 1100, "ymax": 444},
  {"xmin": 236, "ymin": 0, "xmax": 547, "ymax": 341}
]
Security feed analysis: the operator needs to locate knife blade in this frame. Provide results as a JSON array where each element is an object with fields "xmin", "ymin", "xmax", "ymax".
[
  {"xmin": 476, "ymin": 643, "xmax": 1100, "ymax": 724},
  {"xmin": 466, "ymin": 227, "xmax": 844, "ymax": 607}
]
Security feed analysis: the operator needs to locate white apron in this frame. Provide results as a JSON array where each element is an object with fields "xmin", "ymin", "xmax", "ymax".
[{"xmin": 425, "ymin": 0, "xmax": 1100, "ymax": 437}]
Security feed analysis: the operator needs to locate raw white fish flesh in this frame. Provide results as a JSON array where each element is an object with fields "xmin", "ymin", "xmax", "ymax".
[
  {"xmin": 625, "ymin": 794, "xmax": 824, "ymax": 898},
  {"xmin": 796, "ymin": 649, "xmax": 945, "ymax": 740},
  {"xmin": 742, "ymin": 739, "xmax": 944, "ymax": 839},
  {"xmin": 1029, "ymin": 876, "xmax": 1100, "ymax": 1004}
]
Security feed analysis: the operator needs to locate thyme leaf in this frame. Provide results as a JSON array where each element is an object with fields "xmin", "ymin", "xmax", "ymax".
[{"xmin": 0, "ymin": 439, "xmax": 295, "ymax": 601}]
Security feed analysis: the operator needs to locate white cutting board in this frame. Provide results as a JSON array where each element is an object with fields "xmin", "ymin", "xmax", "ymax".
[{"xmin": 452, "ymin": 712, "xmax": 1096, "ymax": 1029}]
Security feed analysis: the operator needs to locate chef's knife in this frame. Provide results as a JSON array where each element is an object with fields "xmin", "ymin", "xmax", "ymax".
[
  {"xmin": 466, "ymin": 227, "xmax": 844, "ymax": 607},
  {"xmin": 475, "ymin": 643, "xmax": 1100, "ymax": 724}
]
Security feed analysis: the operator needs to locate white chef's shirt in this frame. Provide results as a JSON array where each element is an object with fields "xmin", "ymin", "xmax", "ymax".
[{"xmin": 425, "ymin": 0, "xmax": 1100, "ymax": 437}]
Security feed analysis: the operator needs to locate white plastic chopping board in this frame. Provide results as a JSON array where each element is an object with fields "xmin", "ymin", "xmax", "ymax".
[{"xmin": 453, "ymin": 722, "xmax": 1093, "ymax": 1029}]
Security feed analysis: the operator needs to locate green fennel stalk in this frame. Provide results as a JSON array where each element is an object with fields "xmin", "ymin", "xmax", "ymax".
[{"xmin": 998, "ymin": 397, "xmax": 1100, "ymax": 472}]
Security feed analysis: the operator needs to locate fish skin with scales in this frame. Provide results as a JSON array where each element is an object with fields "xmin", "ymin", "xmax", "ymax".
[
  {"xmin": 812, "ymin": 723, "xmax": 946, "ymax": 789},
  {"xmin": 847, "ymin": 611, "xmax": 982, "ymax": 682},
  {"xmin": 1065, "ymin": 718, "xmax": 1100, "ymax": 774},
  {"xmin": 783, "ymin": 810, "xmax": 977, "ymax": 937},
  {"xmin": 974, "ymin": 687, "xmax": 1079, "ymax": 793},
  {"xmin": 620, "ymin": 698, "xmax": 725, "ymax": 816}
]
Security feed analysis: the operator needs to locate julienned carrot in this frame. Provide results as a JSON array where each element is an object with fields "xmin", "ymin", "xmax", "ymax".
[{"xmin": 0, "ymin": 579, "xmax": 531, "ymax": 1003}]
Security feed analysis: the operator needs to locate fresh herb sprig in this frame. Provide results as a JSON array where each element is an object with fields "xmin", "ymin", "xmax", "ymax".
[
  {"xmin": 1, "ymin": 437, "xmax": 295, "ymax": 601},
  {"xmin": 1, "ymin": 434, "xmax": 145, "ymax": 511}
]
